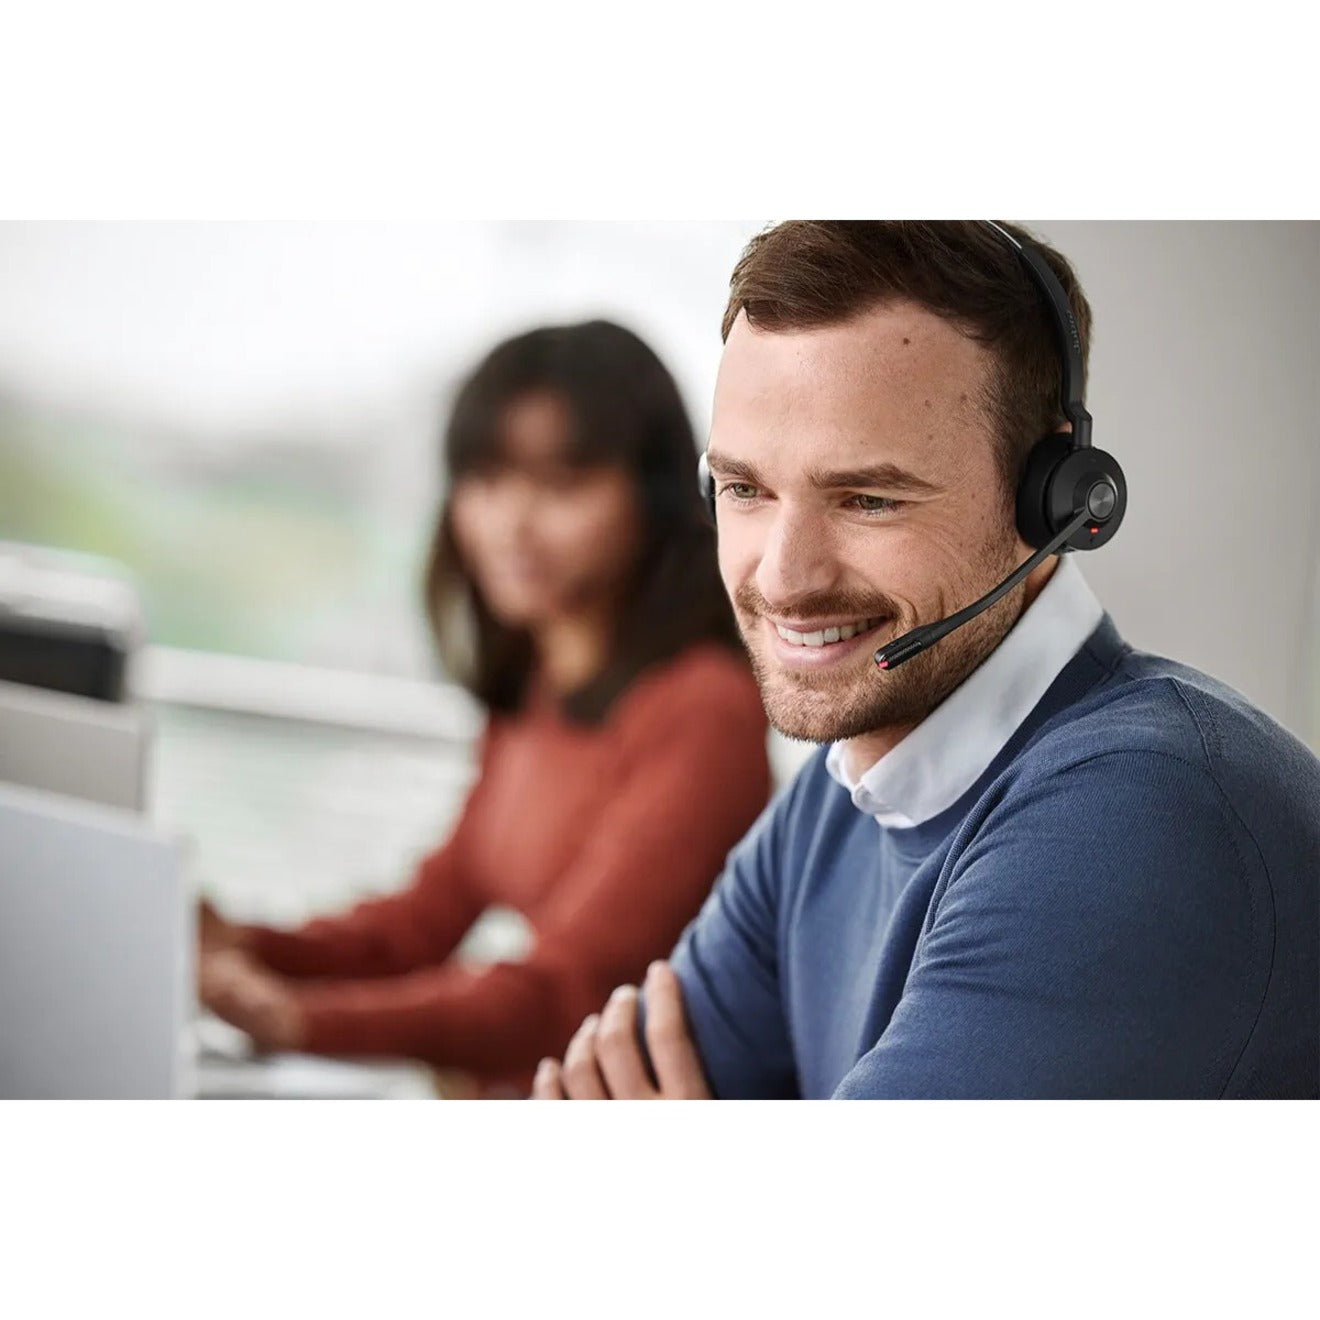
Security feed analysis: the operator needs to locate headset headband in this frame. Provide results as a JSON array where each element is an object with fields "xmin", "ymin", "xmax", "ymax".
[{"xmin": 981, "ymin": 220, "xmax": 1092, "ymax": 450}]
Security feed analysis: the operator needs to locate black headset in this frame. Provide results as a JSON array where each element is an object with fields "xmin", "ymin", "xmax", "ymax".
[{"xmin": 696, "ymin": 220, "xmax": 1127, "ymax": 671}]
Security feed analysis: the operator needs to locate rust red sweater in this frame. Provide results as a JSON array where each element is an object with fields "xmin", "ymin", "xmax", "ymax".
[{"xmin": 242, "ymin": 644, "xmax": 770, "ymax": 1093}]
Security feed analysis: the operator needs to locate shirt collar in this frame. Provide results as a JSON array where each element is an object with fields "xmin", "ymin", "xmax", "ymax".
[{"xmin": 825, "ymin": 555, "xmax": 1104, "ymax": 828}]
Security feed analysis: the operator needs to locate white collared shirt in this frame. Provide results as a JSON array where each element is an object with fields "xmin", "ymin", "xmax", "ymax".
[{"xmin": 825, "ymin": 555, "xmax": 1104, "ymax": 828}]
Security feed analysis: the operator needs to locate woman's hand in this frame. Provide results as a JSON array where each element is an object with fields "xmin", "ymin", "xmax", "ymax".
[
  {"xmin": 198, "ymin": 948, "xmax": 307, "ymax": 1053},
  {"xmin": 198, "ymin": 898, "xmax": 248, "ymax": 955}
]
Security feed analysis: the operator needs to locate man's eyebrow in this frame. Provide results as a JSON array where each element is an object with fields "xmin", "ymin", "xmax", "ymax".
[
  {"xmin": 703, "ymin": 450, "xmax": 763, "ymax": 482},
  {"xmin": 704, "ymin": 449, "xmax": 940, "ymax": 497},
  {"xmin": 805, "ymin": 463, "xmax": 941, "ymax": 496}
]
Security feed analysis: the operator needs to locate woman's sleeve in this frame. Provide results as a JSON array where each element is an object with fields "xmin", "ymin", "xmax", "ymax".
[
  {"xmin": 241, "ymin": 735, "xmax": 491, "ymax": 982},
  {"xmin": 288, "ymin": 659, "xmax": 772, "ymax": 1074}
]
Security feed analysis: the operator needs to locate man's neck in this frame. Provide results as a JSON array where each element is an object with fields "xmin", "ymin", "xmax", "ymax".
[{"xmin": 843, "ymin": 721, "xmax": 918, "ymax": 782}]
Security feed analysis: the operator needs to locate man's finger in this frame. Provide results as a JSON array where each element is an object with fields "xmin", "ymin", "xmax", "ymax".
[
  {"xmin": 595, "ymin": 985, "xmax": 657, "ymax": 1099},
  {"xmin": 531, "ymin": 1058, "xmax": 566, "ymax": 1099},
  {"xmin": 643, "ymin": 961, "xmax": 711, "ymax": 1099},
  {"xmin": 560, "ymin": 1014, "xmax": 609, "ymax": 1099}
]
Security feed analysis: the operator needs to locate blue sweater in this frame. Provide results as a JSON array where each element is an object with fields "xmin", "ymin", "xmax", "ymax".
[{"xmin": 670, "ymin": 618, "xmax": 1320, "ymax": 1098}]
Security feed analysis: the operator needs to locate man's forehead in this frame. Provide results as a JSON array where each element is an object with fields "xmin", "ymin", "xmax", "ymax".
[
  {"xmin": 716, "ymin": 302, "xmax": 988, "ymax": 409},
  {"xmin": 712, "ymin": 303, "xmax": 990, "ymax": 465}
]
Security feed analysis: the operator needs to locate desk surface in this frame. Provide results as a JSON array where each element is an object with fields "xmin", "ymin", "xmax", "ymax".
[
  {"xmin": 186, "ymin": 1015, "xmax": 437, "ymax": 1099},
  {"xmin": 191, "ymin": 1055, "xmax": 437, "ymax": 1099}
]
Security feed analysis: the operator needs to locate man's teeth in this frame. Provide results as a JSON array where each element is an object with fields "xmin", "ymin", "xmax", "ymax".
[{"xmin": 774, "ymin": 617, "xmax": 885, "ymax": 647}]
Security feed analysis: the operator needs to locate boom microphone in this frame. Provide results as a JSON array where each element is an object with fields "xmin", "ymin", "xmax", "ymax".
[{"xmin": 873, "ymin": 506, "xmax": 1097, "ymax": 671}]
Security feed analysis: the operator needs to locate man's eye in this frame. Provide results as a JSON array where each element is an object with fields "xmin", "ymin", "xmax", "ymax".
[
  {"xmin": 849, "ymin": 494, "xmax": 901, "ymax": 514},
  {"xmin": 722, "ymin": 482, "xmax": 760, "ymax": 501}
]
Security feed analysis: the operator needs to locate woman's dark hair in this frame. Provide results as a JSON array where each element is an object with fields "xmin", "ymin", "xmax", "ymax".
[{"xmin": 424, "ymin": 319, "xmax": 742, "ymax": 723}]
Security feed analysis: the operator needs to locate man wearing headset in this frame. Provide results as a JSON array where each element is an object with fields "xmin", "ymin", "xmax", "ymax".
[{"xmin": 532, "ymin": 221, "xmax": 1320, "ymax": 1100}]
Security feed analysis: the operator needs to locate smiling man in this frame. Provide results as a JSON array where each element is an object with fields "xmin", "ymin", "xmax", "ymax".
[{"xmin": 533, "ymin": 221, "xmax": 1320, "ymax": 1100}]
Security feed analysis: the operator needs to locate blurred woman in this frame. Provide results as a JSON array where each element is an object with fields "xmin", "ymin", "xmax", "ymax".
[{"xmin": 198, "ymin": 319, "xmax": 770, "ymax": 1095}]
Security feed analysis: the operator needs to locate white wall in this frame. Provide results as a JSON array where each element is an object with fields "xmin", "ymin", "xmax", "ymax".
[{"xmin": 1030, "ymin": 221, "xmax": 1320, "ymax": 748}]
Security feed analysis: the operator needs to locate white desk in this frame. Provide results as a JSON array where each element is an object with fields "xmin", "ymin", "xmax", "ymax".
[
  {"xmin": 186, "ymin": 1015, "xmax": 437, "ymax": 1099},
  {"xmin": 191, "ymin": 1055, "xmax": 438, "ymax": 1100}
]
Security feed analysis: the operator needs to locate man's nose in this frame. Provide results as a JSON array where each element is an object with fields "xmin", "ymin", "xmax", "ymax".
[{"xmin": 754, "ymin": 503, "xmax": 840, "ymax": 610}]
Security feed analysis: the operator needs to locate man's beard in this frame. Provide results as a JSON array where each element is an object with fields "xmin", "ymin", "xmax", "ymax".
[{"xmin": 734, "ymin": 544, "xmax": 1026, "ymax": 744}]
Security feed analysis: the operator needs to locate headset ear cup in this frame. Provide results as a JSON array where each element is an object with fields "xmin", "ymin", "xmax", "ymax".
[
  {"xmin": 697, "ymin": 451, "xmax": 717, "ymax": 525},
  {"xmin": 1017, "ymin": 434, "xmax": 1127, "ymax": 552},
  {"xmin": 1056, "ymin": 446, "xmax": 1126, "ymax": 549},
  {"xmin": 1016, "ymin": 434, "xmax": 1074, "ymax": 549}
]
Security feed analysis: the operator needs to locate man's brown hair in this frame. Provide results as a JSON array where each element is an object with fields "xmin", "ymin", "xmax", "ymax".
[{"xmin": 721, "ymin": 221, "xmax": 1092, "ymax": 491}]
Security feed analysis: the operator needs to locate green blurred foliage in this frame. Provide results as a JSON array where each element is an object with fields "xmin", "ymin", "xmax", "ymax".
[{"xmin": 0, "ymin": 400, "xmax": 422, "ymax": 669}]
